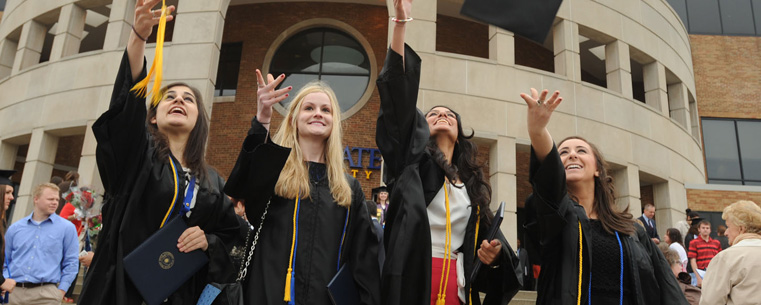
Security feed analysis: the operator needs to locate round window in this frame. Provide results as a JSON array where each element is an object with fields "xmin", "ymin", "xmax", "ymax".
[{"xmin": 269, "ymin": 27, "xmax": 372, "ymax": 115}]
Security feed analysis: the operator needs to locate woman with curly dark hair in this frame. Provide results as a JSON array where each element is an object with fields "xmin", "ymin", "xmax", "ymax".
[
  {"xmin": 521, "ymin": 88, "xmax": 687, "ymax": 304},
  {"xmin": 376, "ymin": 1, "xmax": 521, "ymax": 304}
]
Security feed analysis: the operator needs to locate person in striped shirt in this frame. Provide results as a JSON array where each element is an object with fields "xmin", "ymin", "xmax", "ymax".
[{"xmin": 688, "ymin": 220, "xmax": 722, "ymax": 288}]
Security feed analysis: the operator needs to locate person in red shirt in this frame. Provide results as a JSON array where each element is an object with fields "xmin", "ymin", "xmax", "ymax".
[
  {"xmin": 59, "ymin": 202, "xmax": 83, "ymax": 236},
  {"xmin": 688, "ymin": 220, "xmax": 721, "ymax": 287}
]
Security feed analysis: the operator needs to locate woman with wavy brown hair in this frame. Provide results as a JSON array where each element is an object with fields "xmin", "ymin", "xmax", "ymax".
[{"xmin": 521, "ymin": 89, "xmax": 687, "ymax": 305}]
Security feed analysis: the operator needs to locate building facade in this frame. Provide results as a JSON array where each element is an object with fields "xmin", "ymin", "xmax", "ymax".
[{"xmin": 0, "ymin": 0, "xmax": 708, "ymax": 245}]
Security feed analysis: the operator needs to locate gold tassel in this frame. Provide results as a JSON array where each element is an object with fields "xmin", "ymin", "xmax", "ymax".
[
  {"xmin": 284, "ymin": 268, "xmax": 293, "ymax": 301},
  {"xmin": 131, "ymin": 0, "xmax": 168, "ymax": 107}
]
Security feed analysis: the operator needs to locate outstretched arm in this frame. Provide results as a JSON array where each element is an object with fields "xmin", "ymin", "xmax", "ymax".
[{"xmin": 390, "ymin": 0, "xmax": 412, "ymax": 63}]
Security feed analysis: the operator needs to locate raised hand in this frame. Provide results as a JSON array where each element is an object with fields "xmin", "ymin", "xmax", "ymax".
[
  {"xmin": 255, "ymin": 69, "xmax": 292, "ymax": 129},
  {"xmin": 393, "ymin": 0, "xmax": 413, "ymax": 20},
  {"xmin": 133, "ymin": 0, "xmax": 175, "ymax": 40},
  {"xmin": 128, "ymin": 0, "xmax": 175, "ymax": 80},
  {"xmin": 520, "ymin": 88, "xmax": 563, "ymax": 162}
]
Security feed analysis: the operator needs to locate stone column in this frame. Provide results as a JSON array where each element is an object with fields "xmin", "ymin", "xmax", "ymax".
[
  {"xmin": 77, "ymin": 121, "xmax": 103, "ymax": 192},
  {"xmin": 0, "ymin": 141, "xmax": 19, "ymax": 169},
  {"xmin": 12, "ymin": 128, "xmax": 59, "ymax": 222},
  {"xmin": 653, "ymin": 179, "xmax": 687, "ymax": 239},
  {"xmin": 12, "ymin": 20, "xmax": 46, "ymax": 73},
  {"xmin": 50, "ymin": 3, "xmax": 86, "ymax": 61},
  {"xmin": 613, "ymin": 163, "xmax": 641, "ymax": 216},
  {"xmin": 489, "ymin": 26, "xmax": 514, "ymax": 66},
  {"xmin": 489, "ymin": 136, "xmax": 517, "ymax": 246},
  {"xmin": 668, "ymin": 82, "xmax": 691, "ymax": 132},
  {"xmin": 553, "ymin": 20, "xmax": 581, "ymax": 81},
  {"xmin": 163, "ymin": 0, "xmax": 230, "ymax": 114},
  {"xmin": 0, "ymin": 39, "xmax": 18, "ymax": 78},
  {"xmin": 644, "ymin": 61, "xmax": 669, "ymax": 114},
  {"xmin": 386, "ymin": 0, "xmax": 436, "ymax": 54},
  {"xmin": 104, "ymin": 0, "xmax": 136, "ymax": 50},
  {"xmin": 605, "ymin": 40, "xmax": 632, "ymax": 98}
]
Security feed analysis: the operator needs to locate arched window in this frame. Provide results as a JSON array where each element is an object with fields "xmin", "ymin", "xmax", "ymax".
[{"xmin": 269, "ymin": 27, "xmax": 371, "ymax": 115}]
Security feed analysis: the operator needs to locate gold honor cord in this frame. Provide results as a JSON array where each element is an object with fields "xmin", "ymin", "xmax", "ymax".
[
  {"xmin": 160, "ymin": 156, "xmax": 179, "ymax": 228},
  {"xmin": 284, "ymin": 196, "xmax": 300, "ymax": 302},
  {"xmin": 131, "ymin": 0, "xmax": 168, "ymax": 107},
  {"xmin": 577, "ymin": 221, "xmax": 583, "ymax": 305},
  {"xmin": 468, "ymin": 206, "xmax": 480, "ymax": 305},
  {"xmin": 435, "ymin": 182, "xmax": 454, "ymax": 305}
]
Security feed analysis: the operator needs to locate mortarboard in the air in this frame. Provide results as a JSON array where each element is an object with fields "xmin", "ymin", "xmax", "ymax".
[
  {"xmin": 460, "ymin": 0, "xmax": 564, "ymax": 44},
  {"xmin": 0, "ymin": 169, "xmax": 17, "ymax": 186}
]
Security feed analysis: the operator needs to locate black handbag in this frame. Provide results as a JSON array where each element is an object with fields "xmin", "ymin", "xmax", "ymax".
[{"xmin": 197, "ymin": 200, "xmax": 271, "ymax": 305}]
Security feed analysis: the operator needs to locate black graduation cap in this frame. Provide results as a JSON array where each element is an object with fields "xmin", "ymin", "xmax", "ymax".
[
  {"xmin": 0, "ymin": 169, "xmax": 16, "ymax": 186},
  {"xmin": 460, "ymin": 0, "xmax": 564, "ymax": 44},
  {"xmin": 690, "ymin": 216, "xmax": 703, "ymax": 226}
]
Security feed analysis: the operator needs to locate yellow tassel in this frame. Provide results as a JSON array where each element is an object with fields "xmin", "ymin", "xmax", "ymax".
[
  {"xmin": 284, "ymin": 268, "xmax": 293, "ymax": 301},
  {"xmin": 436, "ymin": 298, "xmax": 446, "ymax": 305},
  {"xmin": 284, "ymin": 196, "xmax": 299, "ymax": 302},
  {"xmin": 131, "ymin": 0, "xmax": 168, "ymax": 107}
]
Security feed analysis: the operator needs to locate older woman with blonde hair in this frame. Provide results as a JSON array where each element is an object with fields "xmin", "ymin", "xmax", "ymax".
[
  {"xmin": 225, "ymin": 74, "xmax": 380, "ymax": 305},
  {"xmin": 701, "ymin": 200, "xmax": 761, "ymax": 304}
]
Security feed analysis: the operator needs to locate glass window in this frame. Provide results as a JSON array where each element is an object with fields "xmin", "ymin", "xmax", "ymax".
[
  {"xmin": 214, "ymin": 42, "xmax": 243, "ymax": 97},
  {"xmin": 720, "ymin": 0, "xmax": 756, "ymax": 35},
  {"xmin": 687, "ymin": 0, "xmax": 723, "ymax": 34},
  {"xmin": 270, "ymin": 28, "xmax": 371, "ymax": 114},
  {"xmin": 666, "ymin": 0, "xmax": 690, "ymax": 29},
  {"xmin": 702, "ymin": 118, "xmax": 761, "ymax": 185},
  {"xmin": 737, "ymin": 121, "xmax": 761, "ymax": 180},
  {"xmin": 754, "ymin": 0, "xmax": 761, "ymax": 35},
  {"xmin": 703, "ymin": 119, "xmax": 741, "ymax": 181}
]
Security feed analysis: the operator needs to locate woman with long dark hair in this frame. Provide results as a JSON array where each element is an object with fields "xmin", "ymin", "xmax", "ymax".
[
  {"xmin": 78, "ymin": 1, "xmax": 239, "ymax": 303},
  {"xmin": 521, "ymin": 88, "xmax": 687, "ymax": 304},
  {"xmin": 0, "ymin": 170, "xmax": 17, "ymax": 295},
  {"xmin": 224, "ymin": 75, "xmax": 380, "ymax": 304},
  {"xmin": 376, "ymin": 1, "xmax": 521, "ymax": 304},
  {"xmin": 666, "ymin": 228, "xmax": 688, "ymax": 272}
]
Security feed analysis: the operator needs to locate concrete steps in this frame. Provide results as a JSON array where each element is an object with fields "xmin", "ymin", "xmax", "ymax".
[{"xmin": 509, "ymin": 290, "xmax": 538, "ymax": 305}]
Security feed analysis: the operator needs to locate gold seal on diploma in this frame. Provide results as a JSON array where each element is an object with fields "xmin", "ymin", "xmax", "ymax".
[{"xmin": 159, "ymin": 252, "xmax": 175, "ymax": 269}]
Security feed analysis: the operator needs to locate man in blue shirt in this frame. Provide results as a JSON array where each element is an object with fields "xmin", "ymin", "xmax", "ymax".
[{"xmin": 3, "ymin": 182, "xmax": 78, "ymax": 305}]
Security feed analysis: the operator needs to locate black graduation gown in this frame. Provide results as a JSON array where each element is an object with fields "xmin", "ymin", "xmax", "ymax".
[
  {"xmin": 524, "ymin": 145, "xmax": 688, "ymax": 305},
  {"xmin": 224, "ymin": 118, "xmax": 381, "ymax": 305},
  {"xmin": 79, "ymin": 51, "xmax": 240, "ymax": 305},
  {"xmin": 376, "ymin": 44, "xmax": 521, "ymax": 305}
]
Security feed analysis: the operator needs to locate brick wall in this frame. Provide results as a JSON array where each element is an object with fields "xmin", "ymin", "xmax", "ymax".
[
  {"xmin": 516, "ymin": 149, "xmax": 531, "ymax": 209},
  {"xmin": 208, "ymin": 2, "xmax": 387, "ymax": 199},
  {"xmin": 691, "ymin": 35, "xmax": 761, "ymax": 119},
  {"xmin": 436, "ymin": 15, "xmax": 488, "ymax": 59},
  {"xmin": 687, "ymin": 188, "xmax": 761, "ymax": 212},
  {"xmin": 687, "ymin": 34, "xmax": 761, "ymax": 211}
]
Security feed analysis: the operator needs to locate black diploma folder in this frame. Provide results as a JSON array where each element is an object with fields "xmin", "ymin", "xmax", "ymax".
[
  {"xmin": 327, "ymin": 264, "xmax": 360, "ymax": 305},
  {"xmin": 124, "ymin": 216, "xmax": 209, "ymax": 305},
  {"xmin": 469, "ymin": 201, "xmax": 505, "ymax": 283}
]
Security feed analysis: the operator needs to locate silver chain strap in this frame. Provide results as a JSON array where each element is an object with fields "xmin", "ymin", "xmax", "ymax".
[{"xmin": 236, "ymin": 199, "xmax": 271, "ymax": 281}]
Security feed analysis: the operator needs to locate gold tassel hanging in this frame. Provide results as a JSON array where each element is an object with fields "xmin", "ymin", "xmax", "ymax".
[{"xmin": 131, "ymin": 0, "xmax": 168, "ymax": 107}]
